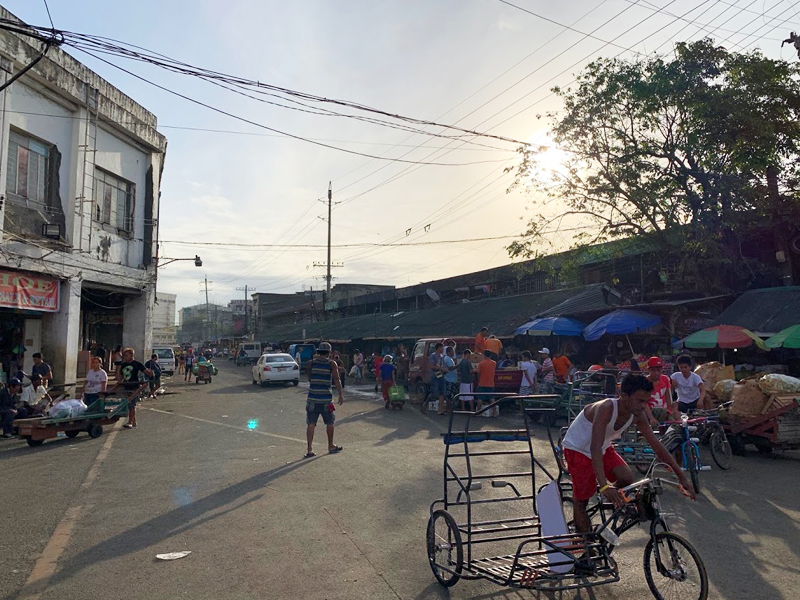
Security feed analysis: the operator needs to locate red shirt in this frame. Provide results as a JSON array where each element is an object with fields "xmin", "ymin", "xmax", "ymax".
[{"xmin": 648, "ymin": 374, "xmax": 671, "ymax": 409}]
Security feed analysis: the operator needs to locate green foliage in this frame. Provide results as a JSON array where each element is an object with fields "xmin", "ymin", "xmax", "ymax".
[{"xmin": 509, "ymin": 40, "xmax": 800, "ymax": 290}]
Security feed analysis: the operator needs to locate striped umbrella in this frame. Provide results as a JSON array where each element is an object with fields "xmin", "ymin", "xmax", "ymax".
[{"xmin": 683, "ymin": 325, "xmax": 767, "ymax": 350}]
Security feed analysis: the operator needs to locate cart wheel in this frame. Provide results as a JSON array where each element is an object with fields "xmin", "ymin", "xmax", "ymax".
[
  {"xmin": 755, "ymin": 444, "xmax": 773, "ymax": 455},
  {"xmin": 26, "ymin": 438, "xmax": 44, "ymax": 447},
  {"xmin": 709, "ymin": 430, "xmax": 732, "ymax": 470},
  {"xmin": 643, "ymin": 531, "xmax": 708, "ymax": 600},
  {"xmin": 426, "ymin": 510, "xmax": 463, "ymax": 587},
  {"xmin": 65, "ymin": 430, "xmax": 80, "ymax": 439},
  {"xmin": 561, "ymin": 495, "xmax": 576, "ymax": 532},
  {"xmin": 729, "ymin": 434, "xmax": 746, "ymax": 456},
  {"xmin": 399, "ymin": 403, "xmax": 404, "ymax": 410},
  {"xmin": 88, "ymin": 424, "xmax": 103, "ymax": 439}
]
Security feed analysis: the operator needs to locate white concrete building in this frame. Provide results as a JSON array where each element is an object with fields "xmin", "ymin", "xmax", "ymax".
[
  {"xmin": 152, "ymin": 292, "xmax": 177, "ymax": 346},
  {"xmin": 0, "ymin": 7, "xmax": 167, "ymax": 384}
]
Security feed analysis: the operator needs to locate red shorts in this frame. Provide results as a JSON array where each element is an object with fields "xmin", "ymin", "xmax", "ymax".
[
  {"xmin": 381, "ymin": 380, "xmax": 393, "ymax": 401},
  {"xmin": 563, "ymin": 446, "xmax": 628, "ymax": 501}
]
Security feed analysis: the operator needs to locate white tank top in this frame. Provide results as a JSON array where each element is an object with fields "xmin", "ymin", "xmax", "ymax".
[{"xmin": 562, "ymin": 398, "xmax": 633, "ymax": 458}]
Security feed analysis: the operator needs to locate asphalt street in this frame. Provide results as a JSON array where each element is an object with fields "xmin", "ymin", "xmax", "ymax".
[{"xmin": 2, "ymin": 366, "xmax": 798, "ymax": 600}]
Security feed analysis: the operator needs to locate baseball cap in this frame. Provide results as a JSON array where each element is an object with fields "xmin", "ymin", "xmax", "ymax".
[
  {"xmin": 539, "ymin": 348, "xmax": 550, "ymax": 355},
  {"xmin": 8, "ymin": 377, "xmax": 22, "ymax": 386},
  {"xmin": 318, "ymin": 342, "xmax": 332, "ymax": 352},
  {"xmin": 647, "ymin": 357, "xmax": 664, "ymax": 368}
]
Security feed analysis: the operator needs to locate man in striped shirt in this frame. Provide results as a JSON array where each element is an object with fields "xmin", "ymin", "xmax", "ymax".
[{"xmin": 305, "ymin": 342, "xmax": 344, "ymax": 458}]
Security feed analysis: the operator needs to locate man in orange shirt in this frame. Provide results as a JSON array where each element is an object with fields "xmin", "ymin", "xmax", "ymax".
[
  {"xmin": 484, "ymin": 335, "xmax": 503, "ymax": 360},
  {"xmin": 552, "ymin": 351, "xmax": 572, "ymax": 383},
  {"xmin": 475, "ymin": 350, "xmax": 496, "ymax": 410},
  {"xmin": 474, "ymin": 327, "xmax": 489, "ymax": 353}
]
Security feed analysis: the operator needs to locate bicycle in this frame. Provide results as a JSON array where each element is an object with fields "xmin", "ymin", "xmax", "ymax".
[{"xmin": 689, "ymin": 402, "xmax": 733, "ymax": 470}]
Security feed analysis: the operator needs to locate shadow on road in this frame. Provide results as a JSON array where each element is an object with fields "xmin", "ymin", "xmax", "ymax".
[
  {"xmin": 0, "ymin": 435, "xmax": 97, "ymax": 461},
  {"xmin": 36, "ymin": 458, "xmax": 316, "ymax": 593}
]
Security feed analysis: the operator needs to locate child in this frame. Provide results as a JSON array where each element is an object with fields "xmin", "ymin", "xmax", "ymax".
[
  {"xmin": 670, "ymin": 355, "xmax": 706, "ymax": 413},
  {"xmin": 145, "ymin": 353, "xmax": 163, "ymax": 399}
]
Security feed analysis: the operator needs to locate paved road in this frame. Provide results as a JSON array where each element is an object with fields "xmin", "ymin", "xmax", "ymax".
[{"xmin": 2, "ymin": 367, "xmax": 798, "ymax": 600}]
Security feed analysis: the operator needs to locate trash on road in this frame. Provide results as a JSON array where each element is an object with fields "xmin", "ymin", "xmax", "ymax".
[{"xmin": 156, "ymin": 551, "xmax": 191, "ymax": 560}]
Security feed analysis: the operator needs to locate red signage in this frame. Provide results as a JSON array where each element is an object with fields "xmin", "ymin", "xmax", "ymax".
[{"xmin": 0, "ymin": 270, "xmax": 59, "ymax": 312}]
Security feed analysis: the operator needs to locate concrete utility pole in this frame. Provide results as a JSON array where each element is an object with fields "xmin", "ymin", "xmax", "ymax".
[
  {"xmin": 204, "ymin": 275, "xmax": 210, "ymax": 342},
  {"xmin": 236, "ymin": 285, "xmax": 256, "ymax": 340},
  {"xmin": 326, "ymin": 181, "xmax": 332, "ymax": 297}
]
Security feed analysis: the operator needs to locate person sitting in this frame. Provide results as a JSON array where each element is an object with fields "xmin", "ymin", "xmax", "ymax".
[
  {"xmin": 0, "ymin": 378, "xmax": 24, "ymax": 437},
  {"xmin": 21, "ymin": 374, "xmax": 52, "ymax": 416}
]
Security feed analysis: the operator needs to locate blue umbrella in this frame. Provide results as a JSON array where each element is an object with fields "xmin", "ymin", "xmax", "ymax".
[
  {"xmin": 514, "ymin": 316, "xmax": 586, "ymax": 337},
  {"xmin": 583, "ymin": 309, "xmax": 662, "ymax": 341}
]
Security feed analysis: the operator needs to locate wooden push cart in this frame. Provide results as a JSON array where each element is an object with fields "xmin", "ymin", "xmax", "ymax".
[{"xmin": 14, "ymin": 396, "xmax": 129, "ymax": 447}]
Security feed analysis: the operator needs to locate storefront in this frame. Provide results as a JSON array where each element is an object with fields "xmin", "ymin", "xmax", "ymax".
[{"xmin": 0, "ymin": 268, "xmax": 60, "ymax": 384}]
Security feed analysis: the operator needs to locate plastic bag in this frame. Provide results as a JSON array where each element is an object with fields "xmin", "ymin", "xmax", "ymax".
[
  {"xmin": 757, "ymin": 373, "xmax": 800, "ymax": 396},
  {"xmin": 713, "ymin": 379, "xmax": 736, "ymax": 401},
  {"xmin": 49, "ymin": 399, "xmax": 88, "ymax": 419}
]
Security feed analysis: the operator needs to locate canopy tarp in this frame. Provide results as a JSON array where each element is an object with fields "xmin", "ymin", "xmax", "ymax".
[
  {"xmin": 514, "ymin": 316, "xmax": 586, "ymax": 337},
  {"xmin": 583, "ymin": 309, "xmax": 661, "ymax": 341}
]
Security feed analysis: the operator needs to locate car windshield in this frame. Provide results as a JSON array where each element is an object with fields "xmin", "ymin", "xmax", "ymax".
[
  {"xmin": 264, "ymin": 355, "xmax": 294, "ymax": 363},
  {"xmin": 154, "ymin": 349, "xmax": 173, "ymax": 359}
]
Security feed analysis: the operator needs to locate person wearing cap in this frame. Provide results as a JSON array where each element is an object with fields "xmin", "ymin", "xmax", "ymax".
[
  {"xmin": 0, "ymin": 377, "xmax": 24, "ymax": 437},
  {"xmin": 305, "ymin": 342, "xmax": 344, "ymax": 458},
  {"xmin": 644, "ymin": 357, "xmax": 676, "ymax": 427},
  {"xmin": 539, "ymin": 348, "xmax": 555, "ymax": 394}
]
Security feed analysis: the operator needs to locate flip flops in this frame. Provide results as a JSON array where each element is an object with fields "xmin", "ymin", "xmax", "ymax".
[
  {"xmin": 304, "ymin": 452, "xmax": 316, "ymax": 458},
  {"xmin": 328, "ymin": 446, "xmax": 343, "ymax": 454}
]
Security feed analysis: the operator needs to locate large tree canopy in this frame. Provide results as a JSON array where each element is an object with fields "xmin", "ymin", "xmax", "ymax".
[{"xmin": 509, "ymin": 40, "xmax": 800, "ymax": 290}]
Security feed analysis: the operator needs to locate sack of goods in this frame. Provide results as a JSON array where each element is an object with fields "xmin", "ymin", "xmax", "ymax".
[
  {"xmin": 388, "ymin": 386, "xmax": 405, "ymax": 402},
  {"xmin": 49, "ymin": 399, "xmax": 88, "ymax": 419},
  {"xmin": 713, "ymin": 379, "xmax": 737, "ymax": 401},
  {"xmin": 757, "ymin": 374, "xmax": 800, "ymax": 396},
  {"xmin": 481, "ymin": 404, "xmax": 500, "ymax": 418}
]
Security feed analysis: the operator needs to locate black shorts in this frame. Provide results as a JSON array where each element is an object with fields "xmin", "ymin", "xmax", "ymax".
[
  {"xmin": 678, "ymin": 400, "xmax": 699, "ymax": 413},
  {"xmin": 306, "ymin": 401, "xmax": 335, "ymax": 425}
]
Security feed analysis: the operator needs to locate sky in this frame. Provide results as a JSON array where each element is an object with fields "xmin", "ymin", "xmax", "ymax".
[{"xmin": 5, "ymin": 0, "xmax": 799, "ymax": 310}]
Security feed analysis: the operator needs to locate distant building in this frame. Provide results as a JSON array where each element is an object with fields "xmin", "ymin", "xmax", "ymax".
[{"xmin": 152, "ymin": 293, "xmax": 177, "ymax": 346}]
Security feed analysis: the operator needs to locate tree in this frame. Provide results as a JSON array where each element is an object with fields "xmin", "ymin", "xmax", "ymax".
[{"xmin": 509, "ymin": 40, "xmax": 800, "ymax": 291}]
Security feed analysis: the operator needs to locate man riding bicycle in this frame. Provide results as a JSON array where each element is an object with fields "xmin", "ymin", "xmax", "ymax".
[{"xmin": 562, "ymin": 373, "xmax": 694, "ymax": 533}]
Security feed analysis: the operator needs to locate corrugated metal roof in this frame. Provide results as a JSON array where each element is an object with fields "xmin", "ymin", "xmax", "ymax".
[
  {"xmin": 714, "ymin": 287, "xmax": 800, "ymax": 336},
  {"xmin": 262, "ymin": 286, "xmax": 606, "ymax": 343},
  {"xmin": 538, "ymin": 284, "xmax": 620, "ymax": 317}
]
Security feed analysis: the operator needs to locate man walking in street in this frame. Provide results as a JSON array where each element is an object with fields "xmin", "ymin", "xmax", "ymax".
[
  {"xmin": 428, "ymin": 343, "xmax": 447, "ymax": 415},
  {"xmin": 305, "ymin": 342, "xmax": 344, "ymax": 458},
  {"xmin": 112, "ymin": 348, "xmax": 153, "ymax": 429},
  {"xmin": 184, "ymin": 348, "xmax": 195, "ymax": 382},
  {"xmin": 353, "ymin": 349, "xmax": 364, "ymax": 384},
  {"xmin": 145, "ymin": 353, "xmax": 163, "ymax": 399}
]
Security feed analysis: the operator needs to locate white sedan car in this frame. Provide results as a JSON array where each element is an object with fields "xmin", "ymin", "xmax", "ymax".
[{"xmin": 252, "ymin": 353, "xmax": 300, "ymax": 387}]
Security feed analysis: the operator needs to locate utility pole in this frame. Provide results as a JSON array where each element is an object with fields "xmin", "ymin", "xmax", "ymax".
[
  {"xmin": 326, "ymin": 181, "xmax": 332, "ymax": 297},
  {"xmin": 236, "ymin": 285, "xmax": 256, "ymax": 340},
  {"xmin": 204, "ymin": 275, "xmax": 210, "ymax": 343}
]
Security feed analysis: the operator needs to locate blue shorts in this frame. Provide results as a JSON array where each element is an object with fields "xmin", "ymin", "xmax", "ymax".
[
  {"xmin": 306, "ymin": 401, "xmax": 335, "ymax": 425},
  {"xmin": 429, "ymin": 377, "xmax": 446, "ymax": 396},
  {"xmin": 476, "ymin": 385, "xmax": 495, "ymax": 402}
]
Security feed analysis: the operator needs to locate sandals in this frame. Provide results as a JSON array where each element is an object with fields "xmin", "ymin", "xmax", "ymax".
[
  {"xmin": 328, "ymin": 446, "xmax": 343, "ymax": 454},
  {"xmin": 304, "ymin": 452, "xmax": 316, "ymax": 458},
  {"xmin": 123, "ymin": 424, "xmax": 134, "ymax": 429}
]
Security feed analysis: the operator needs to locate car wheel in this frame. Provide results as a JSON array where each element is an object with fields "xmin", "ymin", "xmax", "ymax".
[
  {"xmin": 260, "ymin": 376, "xmax": 268, "ymax": 388},
  {"xmin": 292, "ymin": 380, "xmax": 299, "ymax": 386}
]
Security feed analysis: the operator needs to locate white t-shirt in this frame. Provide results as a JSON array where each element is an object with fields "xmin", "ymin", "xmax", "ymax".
[
  {"xmin": 85, "ymin": 368, "xmax": 108, "ymax": 394},
  {"xmin": 519, "ymin": 360, "xmax": 537, "ymax": 391},
  {"xmin": 671, "ymin": 371, "xmax": 703, "ymax": 404},
  {"xmin": 21, "ymin": 384, "xmax": 48, "ymax": 406}
]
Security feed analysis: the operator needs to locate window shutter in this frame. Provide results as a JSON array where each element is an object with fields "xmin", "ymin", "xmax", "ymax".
[{"xmin": 6, "ymin": 142, "xmax": 17, "ymax": 195}]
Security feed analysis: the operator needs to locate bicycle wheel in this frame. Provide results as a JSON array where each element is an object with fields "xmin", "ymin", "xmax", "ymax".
[
  {"xmin": 686, "ymin": 444, "xmax": 701, "ymax": 494},
  {"xmin": 426, "ymin": 510, "xmax": 463, "ymax": 587},
  {"xmin": 710, "ymin": 430, "xmax": 732, "ymax": 470},
  {"xmin": 643, "ymin": 531, "xmax": 708, "ymax": 600}
]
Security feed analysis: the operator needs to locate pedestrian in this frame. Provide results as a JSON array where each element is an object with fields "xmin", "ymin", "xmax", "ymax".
[
  {"xmin": 145, "ymin": 353, "xmax": 163, "ymax": 398},
  {"xmin": 372, "ymin": 351, "xmax": 382, "ymax": 393},
  {"xmin": 353, "ymin": 349, "xmax": 364, "ymax": 384},
  {"xmin": 82, "ymin": 356, "xmax": 108, "ymax": 405},
  {"xmin": 428, "ymin": 343, "xmax": 447, "ymax": 415},
  {"xmin": 443, "ymin": 346, "xmax": 459, "ymax": 407},
  {"xmin": 0, "ymin": 377, "xmax": 23, "ymax": 437},
  {"xmin": 671, "ymin": 355, "xmax": 706, "ymax": 412},
  {"xmin": 31, "ymin": 353, "xmax": 53, "ymax": 387},
  {"xmin": 552, "ymin": 351, "xmax": 573, "ymax": 384},
  {"xmin": 333, "ymin": 352, "xmax": 347, "ymax": 389},
  {"xmin": 112, "ymin": 348, "xmax": 153, "ymax": 429},
  {"xmin": 380, "ymin": 355, "xmax": 397, "ymax": 409},
  {"xmin": 304, "ymin": 342, "xmax": 344, "ymax": 458},
  {"xmin": 645, "ymin": 357, "xmax": 676, "ymax": 426},
  {"xmin": 184, "ymin": 348, "xmax": 195, "ymax": 382},
  {"xmin": 111, "ymin": 345, "xmax": 123, "ymax": 366},
  {"xmin": 94, "ymin": 343, "xmax": 107, "ymax": 368},
  {"xmin": 475, "ymin": 350, "xmax": 496, "ymax": 410},
  {"xmin": 396, "ymin": 344, "xmax": 409, "ymax": 389},
  {"xmin": 474, "ymin": 327, "xmax": 489, "ymax": 353},
  {"xmin": 457, "ymin": 349, "xmax": 475, "ymax": 411},
  {"xmin": 539, "ymin": 348, "xmax": 555, "ymax": 394},
  {"xmin": 485, "ymin": 335, "xmax": 503, "ymax": 361},
  {"xmin": 518, "ymin": 351, "xmax": 537, "ymax": 396}
]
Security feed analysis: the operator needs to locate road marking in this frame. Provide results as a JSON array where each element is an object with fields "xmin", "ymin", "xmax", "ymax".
[
  {"xmin": 18, "ymin": 422, "xmax": 122, "ymax": 599},
  {"xmin": 143, "ymin": 406, "xmax": 306, "ymax": 444}
]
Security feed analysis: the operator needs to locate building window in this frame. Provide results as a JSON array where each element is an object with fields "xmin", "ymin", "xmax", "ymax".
[
  {"xmin": 94, "ymin": 169, "xmax": 134, "ymax": 234},
  {"xmin": 6, "ymin": 130, "xmax": 50, "ymax": 208}
]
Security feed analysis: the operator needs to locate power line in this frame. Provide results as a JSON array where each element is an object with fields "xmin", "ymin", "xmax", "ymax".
[{"xmin": 161, "ymin": 234, "xmax": 522, "ymax": 249}]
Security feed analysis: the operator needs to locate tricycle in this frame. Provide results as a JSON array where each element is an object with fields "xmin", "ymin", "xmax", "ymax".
[
  {"xmin": 14, "ymin": 394, "xmax": 129, "ymax": 447},
  {"xmin": 193, "ymin": 361, "xmax": 216, "ymax": 384},
  {"xmin": 724, "ymin": 398, "xmax": 800, "ymax": 454},
  {"xmin": 426, "ymin": 393, "xmax": 708, "ymax": 598}
]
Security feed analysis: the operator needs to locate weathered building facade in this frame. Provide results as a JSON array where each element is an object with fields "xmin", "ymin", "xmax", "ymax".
[{"xmin": 0, "ymin": 7, "xmax": 167, "ymax": 384}]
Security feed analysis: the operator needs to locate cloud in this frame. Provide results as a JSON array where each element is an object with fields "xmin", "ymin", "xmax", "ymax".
[{"xmin": 493, "ymin": 13, "xmax": 521, "ymax": 31}]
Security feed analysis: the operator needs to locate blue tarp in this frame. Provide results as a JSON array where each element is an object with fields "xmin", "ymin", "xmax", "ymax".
[
  {"xmin": 582, "ymin": 309, "xmax": 662, "ymax": 341},
  {"xmin": 514, "ymin": 316, "xmax": 586, "ymax": 337}
]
